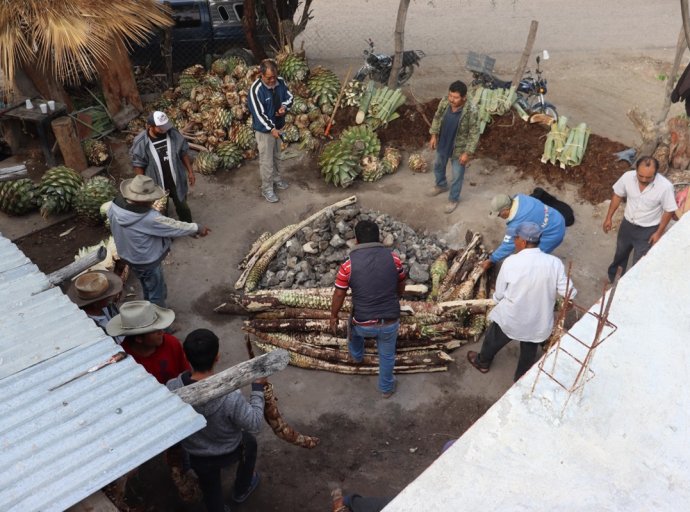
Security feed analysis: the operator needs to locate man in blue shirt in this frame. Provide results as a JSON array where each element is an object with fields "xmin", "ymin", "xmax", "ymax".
[{"xmin": 247, "ymin": 59, "xmax": 293, "ymax": 203}]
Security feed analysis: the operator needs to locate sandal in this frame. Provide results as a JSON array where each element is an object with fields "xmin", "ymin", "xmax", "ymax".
[{"xmin": 467, "ymin": 351, "xmax": 490, "ymax": 374}]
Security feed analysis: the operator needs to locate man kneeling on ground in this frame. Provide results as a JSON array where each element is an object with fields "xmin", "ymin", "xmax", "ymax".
[{"xmin": 167, "ymin": 329, "xmax": 265, "ymax": 512}]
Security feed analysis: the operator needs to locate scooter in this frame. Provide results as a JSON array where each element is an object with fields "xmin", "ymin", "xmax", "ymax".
[
  {"xmin": 354, "ymin": 38, "xmax": 425, "ymax": 87},
  {"xmin": 469, "ymin": 50, "xmax": 557, "ymax": 119}
]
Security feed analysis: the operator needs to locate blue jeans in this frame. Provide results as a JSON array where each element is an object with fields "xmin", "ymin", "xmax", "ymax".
[
  {"xmin": 131, "ymin": 263, "xmax": 167, "ymax": 307},
  {"xmin": 349, "ymin": 321, "xmax": 399, "ymax": 393},
  {"xmin": 433, "ymin": 151, "xmax": 465, "ymax": 202}
]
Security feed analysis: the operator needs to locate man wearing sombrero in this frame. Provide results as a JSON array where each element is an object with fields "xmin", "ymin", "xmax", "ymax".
[
  {"xmin": 107, "ymin": 174, "xmax": 210, "ymax": 307},
  {"xmin": 106, "ymin": 300, "xmax": 190, "ymax": 384},
  {"xmin": 67, "ymin": 270, "xmax": 124, "ymax": 343}
]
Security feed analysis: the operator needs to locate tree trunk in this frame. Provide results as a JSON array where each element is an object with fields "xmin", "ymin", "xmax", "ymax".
[
  {"xmin": 263, "ymin": 0, "xmax": 282, "ymax": 45},
  {"xmin": 95, "ymin": 38, "xmax": 143, "ymax": 118},
  {"xmin": 388, "ymin": 0, "xmax": 411, "ymax": 89},
  {"xmin": 51, "ymin": 116, "xmax": 89, "ymax": 171},
  {"xmin": 657, "ymin": 27, "xmax": 686, "ymax": 124},
  {"xmin": 172, "ymin": 350, "xmax": 289, "ymax": 407},
  {"xmin": 682, "ymin": 0, "xmax": 690, "ymax": 52},
  {"xmin": 21, "ymin": 63, "xmax": 73, "ymax": 112},
  {"xmin": 511, "ymin": 20, "xmax": 539, "ymax": 86},
  {"xmin": 243, "ymin": 0, "xmax": 268, "ymax": 61}
]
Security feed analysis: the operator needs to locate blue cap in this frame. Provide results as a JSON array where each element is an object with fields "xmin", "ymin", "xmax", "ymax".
[{"xmin": 515, "ymin": 222, "xmax": 543, "ymax": 243}]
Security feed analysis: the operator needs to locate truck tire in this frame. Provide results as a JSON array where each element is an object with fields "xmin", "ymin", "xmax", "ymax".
[{"xmin": 223, "ymin": 48, "xmax": 256, "ymax": 65}]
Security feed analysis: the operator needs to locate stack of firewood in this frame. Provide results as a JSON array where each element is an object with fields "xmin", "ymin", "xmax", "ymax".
[{"xmin": 218, "ymin": 231, "xmax": 495, "ymax": 374}]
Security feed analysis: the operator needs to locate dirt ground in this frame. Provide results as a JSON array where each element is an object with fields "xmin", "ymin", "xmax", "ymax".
[{"xmin": 1, "ymin": 2, "xmax": 686, "ymax": 511}]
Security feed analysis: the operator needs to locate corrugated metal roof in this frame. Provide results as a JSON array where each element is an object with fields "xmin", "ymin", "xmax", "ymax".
[{"xmin": 0, "ymin": 236, "xmax": 206, "ymax": 511}]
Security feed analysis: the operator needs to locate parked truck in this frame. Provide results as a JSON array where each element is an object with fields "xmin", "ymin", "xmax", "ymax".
[{"xmin": 130, "ymin": 0, "xmax": 269, "ymax": 72}]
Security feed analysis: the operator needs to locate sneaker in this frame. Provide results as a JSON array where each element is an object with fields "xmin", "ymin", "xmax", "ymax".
[
  {"xmin": 232, "ymin": 472, "xmax": 260, "ymax": 503},
  {"xmin": 428, "ymin": 186, "xmax": 448, "ymax": 197},
  {"xmin": 274, "ymin": 180, "xmax": 289, "ymax": 190},
  {"xmin": 262, "ymin": 190, "xmax": 279, "ymax": 203},
  {"xmin": 444, "ymin": 201, "xmax": 459, "ymax": 214}
]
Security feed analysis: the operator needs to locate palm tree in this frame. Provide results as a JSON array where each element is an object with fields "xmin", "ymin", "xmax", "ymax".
[{"xmin": 0, "ymin": 0, "xmax": 172, "ymax": 112}]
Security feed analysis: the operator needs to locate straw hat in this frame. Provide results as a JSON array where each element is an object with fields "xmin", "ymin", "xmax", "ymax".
[
  {"xmin": 67, "ymin": 270, "xmax": 123, "ymax": 307},
  {"xmin": 105, "ymin": 300, "xmax": 175, "ymax": 336},
  {"xmin": 120, "ymin": 175, "xmax": 165, "ymax": 202}
]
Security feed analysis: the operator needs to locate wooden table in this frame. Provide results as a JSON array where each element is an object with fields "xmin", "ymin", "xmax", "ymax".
[{"xmin": 1, "ymin": 102, "xmax": 67, "ymax": 167}]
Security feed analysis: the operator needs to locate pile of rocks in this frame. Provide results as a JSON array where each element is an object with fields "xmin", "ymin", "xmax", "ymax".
[{"xmin": 260, "ymin": 207, "xmax": 448, "ymax": 289}]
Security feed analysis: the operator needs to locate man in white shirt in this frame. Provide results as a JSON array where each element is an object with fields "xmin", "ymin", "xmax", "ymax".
[
  {"xmin": 467, "ymin": 222, "xmax": 575, "ymax": 382},
  {"xmin": 603, "ymin": 156, "xmax": 676, "ymax": 282}
]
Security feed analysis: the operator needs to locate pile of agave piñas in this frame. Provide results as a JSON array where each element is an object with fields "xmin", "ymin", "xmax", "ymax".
[
  {"xmin": 130, "ymin": 50, "xmax": 346, "ymax": 176},
  {"xmin": 0, "ymin": 166, "xmax": 116, "ymax": 223}
]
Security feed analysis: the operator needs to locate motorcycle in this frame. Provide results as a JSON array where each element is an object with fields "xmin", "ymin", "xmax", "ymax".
[
  {"xmin": 469, "ymin": 50, "xmax": 557, "ymax": 119},
  {"xmin": 354, "ymin": 38, "xmax": 425, "ymax": 86}
]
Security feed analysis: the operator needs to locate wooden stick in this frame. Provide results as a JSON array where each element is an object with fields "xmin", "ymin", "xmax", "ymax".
[
  {"xmin": 324, "ymin": 66, "xmax": 352, "ymax": 137},
  {"xmin": 46, "ymin": 246, "xmax": 107, "ymax": 286},
  {"xmin": 438, "ymin": 233, "xmax": 481, "ymax": 300}
]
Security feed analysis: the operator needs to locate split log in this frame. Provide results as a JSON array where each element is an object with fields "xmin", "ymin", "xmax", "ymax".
[
  {"xmin": 172, "ymin": 350, "xmax": 289, "ymax": 407},
  {"xmin": 239, "ymin": 231, "xmax": 272, "ymax": 269},
  {"xmin": 428, "ymin": 249, "xmax": 455, "ymax": 301},
  {"xmin": 444, "ymin": 263, "xmax": 487, "ymax": 301},
  {"xmin": 47, "ymin": 246, "xmax": 107, "ymax": 286},
  {"xmin": 236, "ymin": 195, "xmax": 358, "ymax": 290},
  {"xmin": 436, "ymin": 298, "xmax": 495, "ymax": 313},
  {"xmin": 0, "ymin": 164, "xmax": 28, "ymax": 182},
  {"xmin": 51, "ymin": 116, "xmax": 88, "ymax": 171},
  {"xmin": 249, "ymin": 331, "xmax": 453, "ymax": 366},
  {"xmin": 438, "ymin": 233, "xmax": 481, "ymax": 300},
  {"xmin": 255, "ymin": 343, "xmax": 448, "ymax": 374},
  {"xmin": 254, "ymin": 308, "xmax": 336, "ymax": 320},
  {"xmin": 245, "ymin": 329, "xmax": 465, "ymax": 352}
]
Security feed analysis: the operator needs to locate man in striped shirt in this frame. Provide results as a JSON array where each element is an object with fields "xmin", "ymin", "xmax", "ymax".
[{"xmin": 330, "ymin": 220, "xmax": 407, "ymax": 398}]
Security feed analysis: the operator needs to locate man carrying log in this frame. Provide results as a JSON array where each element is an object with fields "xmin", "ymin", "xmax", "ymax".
[
  {"xmin": 467, "ymin": 222, "xmax": 575, "ymax": 382},
  {"xmin": 603, "ymin": 156, "xmax": 676, "ymax": 282},
  {"xmin": 131, "ymin": 111, "xmax": 195, "ymax": 222},
  {"xmin": 330, "ymin": 220, "xmax": 407, "ymax": 398},
  {"xmin": 167, "ymin": 329, "xmax": 265, "ymax": 512},
  {"xmin": 481, "ymin": 192, "xmax": 566, "ymax": 272},
  {"xmin": 107, "ymin": 175, "xmax": 210, "ymax": 307}
]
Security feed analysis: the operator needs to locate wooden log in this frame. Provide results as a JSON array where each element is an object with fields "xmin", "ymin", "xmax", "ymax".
[
  {"xmin": 255, "ymin": 343, "xmax": 448, "ymax": 375},
  {"xmin": 239, "ymin": 232, "xmax": 272, "ymax": 269},
  {"xmin": 254, "ymin": 308, "xmax": 336, "ymax": 320},
  {"xmin": 445, "ymin": 263, "xmax": 486, "ymax": 301},
  {"xmin": 439, "ymin": 233, "xmax": 481, "ymax": 300},
  {"xmin": 47, "ymin": 246, "xmax": 107, "ymax": 286},
  {"xmin": 172, "ymin": 350, "xmax": 289, "ymax": 407},
  {"xmin": 249, "ymin": 330, "xmax": 454, "ymax": 366},
  {"xmin": 511, "ymin": 20, "xmax": 539, "ymax": 87},
  {"xmin": 0, "ymin": 164, "xmax": 28, "ymax": 181},
  {"xmin": 51, "ymin": 116, "xmax": 88, "ymax": 171},
  {"xmin": 436, "ymin": 298, "xmax": 496, "ymax": 313}
]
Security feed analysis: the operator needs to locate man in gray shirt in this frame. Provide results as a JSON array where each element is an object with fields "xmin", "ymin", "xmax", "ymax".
[{"xmin": 603, "ymin": 156, "xmax": 677, "ymax": 282}]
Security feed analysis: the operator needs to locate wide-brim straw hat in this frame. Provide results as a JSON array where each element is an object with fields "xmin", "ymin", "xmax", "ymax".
[
  {"xmin": 106, "ymin": 300, "xmax": 175, "ymax": 336},
  {"xmin": 120, "ymin": 175, "xmax": 165, "ymax": 202},
  {"xmin": 67, "ymin": 270, "xmax": 123, "ymax": 307}
]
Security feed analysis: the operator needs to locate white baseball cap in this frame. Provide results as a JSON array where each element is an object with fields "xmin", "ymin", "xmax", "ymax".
[{"xmin": 147, "ymin": 111, "xmax": 173, "ymax": 132}]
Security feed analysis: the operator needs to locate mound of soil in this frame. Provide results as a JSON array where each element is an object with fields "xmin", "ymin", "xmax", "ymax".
[
  {"xmin": 337, "ymin": 100, "xmax": 630, "ymax": 204},
  {"xmin": 476, "ymin": 114, "xmax": 629, "ymax": 204}
]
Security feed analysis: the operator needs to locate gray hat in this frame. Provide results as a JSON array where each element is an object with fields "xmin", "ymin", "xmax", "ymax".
[
  {"xmin": 515, "ymin": 222, "xmax": 543, "ymax": 243},
  {"xmin": 106, "ymin": 300, "xmax": 175, "ymax": 336},
  {"xmin": 489, "ymin": 194, "xmax": 512, "ymax": 217},
  {"xmin": 67, "ymin": 270, "xmax": 123, "ymax": 307},
  {"xmin": 120, "ymin": 175, "xmax": 165, "ymax": 202}
]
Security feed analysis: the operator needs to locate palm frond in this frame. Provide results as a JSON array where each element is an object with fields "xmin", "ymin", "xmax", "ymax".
[{"xmin": 0, "ymin": 0, "xmax": 173, "ymax": 85}]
